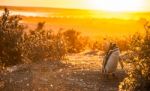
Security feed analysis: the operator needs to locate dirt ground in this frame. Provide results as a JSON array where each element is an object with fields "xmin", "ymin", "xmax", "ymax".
[{"xmin": 0, "ymin": 52, "xmax": 126, "ymax": 91}]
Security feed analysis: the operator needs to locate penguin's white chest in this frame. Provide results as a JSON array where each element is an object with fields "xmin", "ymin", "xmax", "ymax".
[{"xmin": 105, "ymin": 50, "xmax": 120, "ymax": 73}]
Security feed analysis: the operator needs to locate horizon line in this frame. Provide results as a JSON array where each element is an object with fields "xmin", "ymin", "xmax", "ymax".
[{"xmin": 0, "ymin": 5, "xmax": 150, "ymax": 13}]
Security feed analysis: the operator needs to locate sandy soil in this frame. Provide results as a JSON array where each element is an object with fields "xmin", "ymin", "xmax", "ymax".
[{"xmin": 0, "ymin": 52, "xmax": 126, "ymax": 91}]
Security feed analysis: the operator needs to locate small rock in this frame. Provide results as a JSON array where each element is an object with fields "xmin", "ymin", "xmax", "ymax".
[
  {"xmin": 60, "ymin": 74, "xmax": 64, "ymax": 78},
  {"xmin": 26, "ymin": 83, "xmax": 29, "ymax": 86},
  {"xmin": 50, "ymin": 84, "xmax": 53, "ymax": 87},
  {"xmin": 59, "ymin": 69, "xmax": 63, "ymax": 72}
]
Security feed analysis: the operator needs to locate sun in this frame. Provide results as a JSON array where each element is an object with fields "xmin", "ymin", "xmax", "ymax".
[{"xmin": 87, "ymin": 0, "xmax": 144, "ymax": 12}]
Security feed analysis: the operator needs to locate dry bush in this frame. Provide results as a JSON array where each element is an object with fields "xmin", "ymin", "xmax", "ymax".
[
  {"xmin": 21, "ymin": 23, "xmax": 66, "ymax": 62},
  {"xmin": 115, "ymin": 37, "xmax": 130, "ymax": 51},
  {"xmin": 63, "ymin": 29, "xmax": 88, "ymax": 53},
  {"xmin": 119, "ymin": 22, "xmax": 150, "ymax": 91},
  {"xmin": 0, "ymin": 8, "xmax": 67, "ymax": 66},
  {"xmin": 0, "ymin": 8, "xmax": 24, "ymax": 66}
]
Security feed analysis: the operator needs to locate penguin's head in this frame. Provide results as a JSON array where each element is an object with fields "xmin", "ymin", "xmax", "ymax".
[{"xmin": 112, "ymin": 43, "xmax": 117, "ymax": 48}]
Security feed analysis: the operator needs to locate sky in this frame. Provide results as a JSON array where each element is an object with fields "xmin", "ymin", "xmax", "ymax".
[{"xmin": 0, "ymin": 0, "xmax": 150, "ymax": 12}]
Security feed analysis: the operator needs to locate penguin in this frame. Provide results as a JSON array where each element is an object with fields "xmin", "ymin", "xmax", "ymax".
[{"xmin": 102, "ymin": 43, "xmax": 121, "ymax": 77}]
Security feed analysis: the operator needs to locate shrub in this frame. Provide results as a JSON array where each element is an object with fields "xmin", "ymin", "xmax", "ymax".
[
  {"xmin": 0, "ymin": 8, "xmax": 24, "ymax": 66},
  {"xmin": 0, "ymin": 8, "xmax": 67, "ymax": 66},
  {"xmin": 119, "ymin": 22, "xmax": 150, "ymax": 91},
  {"xmin": 21, "ymin": 22, "xmax": 66, "ymax": 62},
  {"xmin": 63, "ymin": 29, "xmax": 87, "ymax": 53}
]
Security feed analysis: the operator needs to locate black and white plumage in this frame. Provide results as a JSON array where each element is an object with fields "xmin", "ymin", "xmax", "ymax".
[{"xmin": 102, "ymin": 47, "xmax": 120, "ymax": 74}]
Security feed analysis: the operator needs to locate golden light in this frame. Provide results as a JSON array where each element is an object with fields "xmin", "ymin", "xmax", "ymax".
[{"xmin": 87, "ymin": 0, "xmax": 144, "ymax": 12}]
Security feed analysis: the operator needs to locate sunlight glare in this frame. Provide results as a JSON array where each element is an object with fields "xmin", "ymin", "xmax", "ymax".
[{"xmin": 87, "ymin": 0, "xmax": 144, "ymax": 12}]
